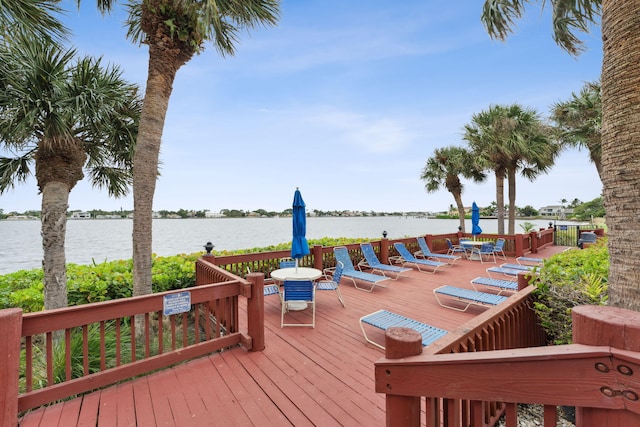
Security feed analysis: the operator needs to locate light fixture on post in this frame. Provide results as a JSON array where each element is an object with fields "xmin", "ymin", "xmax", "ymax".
[
  {"xmin": 203, "ymin": 241, "xmax": 215, "ymax": 255},
  {"xmin": 382, "ymin": 230, "xmax": 388, "ymax": 239}
]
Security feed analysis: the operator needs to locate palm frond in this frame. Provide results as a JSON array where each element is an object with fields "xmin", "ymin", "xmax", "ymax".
[{"xmin": 0, "ymin": 153, "xmax": 34, "ymax": 193}]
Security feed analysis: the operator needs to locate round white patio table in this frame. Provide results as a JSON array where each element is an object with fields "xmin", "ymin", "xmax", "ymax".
[
  {"xmin": 462, "ymin": 240, "xmax": 490, "ymax": 261},
  {"xmin": 270, "ymin": 267, "xmax": 322, "ymax": 311}
]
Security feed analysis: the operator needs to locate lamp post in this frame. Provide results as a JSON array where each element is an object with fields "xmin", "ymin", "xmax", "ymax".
[
  {"xmin": 382, "ymin": 230, "xmax": 388, "ymax": 239},
  {"xmin": 203, "ymin": 241, "xmax": 215, "ymax": 255}
]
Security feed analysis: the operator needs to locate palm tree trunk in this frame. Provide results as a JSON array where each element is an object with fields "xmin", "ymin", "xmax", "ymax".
[
  {"xmin": 132, "ymin": 50, "xmax": 179, "ymax": 299},
  {"xmin": 507, "ymin": 168, "xmax": 517, "ymax": 235},
  {"xmin": 601, "ymin": 1, "xmax": 640, "ymax": 310},
  {"xmin": 454, "ymin": 192, "xmax": 466, "ymax": 233},
  {"xmin": 41, "ymin": 182, "xmax": 69, "ymax": 310},
  {"xmin": 495, "ymin": 171, "xmax": 505, "ymax": 235},
  {"xmin": 132, "ymin": 46, "xmax": 185, "ymax": 338}
]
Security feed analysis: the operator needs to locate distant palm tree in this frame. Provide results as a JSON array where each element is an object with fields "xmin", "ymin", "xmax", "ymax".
[
  {"xmin": 421, "ymin": 146, "xmax": 486, "ymax": 232},
  {"xmin": 0, "ymin": 33, "xmax": 141, "ymax": 310},
  {"xmin": 551, "ymin": 81, "xmax": 602, "ymax": 181},
  {"xmin": 83, "ymin": 0, "xmax": 280, "ymax": 300},
  {"xmin": 464, "ymin": 104, "xmax": 557, "ymax": 234}
]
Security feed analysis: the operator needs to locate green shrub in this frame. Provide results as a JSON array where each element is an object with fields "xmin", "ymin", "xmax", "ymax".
[
  {"xmin": 1, "ymin": 237, "xmax": 374, "ymax": 312},
  {"xmin": 529, "ymin": 239, "xmax": 609, "ymax": 345}
]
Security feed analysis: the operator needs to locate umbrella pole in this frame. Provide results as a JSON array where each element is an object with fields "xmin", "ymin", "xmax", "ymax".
[{"xmin": 295, "ymin": 258, "xmax": 299, "ymax": 272}]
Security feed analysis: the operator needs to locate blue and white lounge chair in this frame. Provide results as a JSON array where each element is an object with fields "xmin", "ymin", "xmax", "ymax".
[
  {"xmin": 358, "ymin": 242, "xmax": 411, "ymax": 280},
  {"xmin": 392, "ymin": 242, "xmax": 447, "ymax": 273},
  {"xmin": 333, "ymin": 246, "xmax": 391, "ymax": 292},
  {"xmin": 516, "ymin": 256, "xmax": 544, "ymax": 266},
  {"xmin": 414, "ymin": 237, "xmax": 460, "ymax": 265},
  {"xmin": 359, "ymin": 309, "xmax": 448, "ymax": 350},
  {"xmin": 470, "ymin": 276, "xmax": 519, "ymax": 294},
  {"xmin": 500, "ymin": 263, "xmax": 535, "ymax": 271},
  {"xmin": 486, "ymin": 266, "xmax": 524, "ymax": 280},
  {"xmin": 433, "ymin": 285, "xmax": 508, "ymax": 312}
]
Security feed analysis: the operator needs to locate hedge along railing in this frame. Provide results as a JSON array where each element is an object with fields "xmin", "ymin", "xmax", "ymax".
[
  {"xmin": 377, "ymin": 273, "xmax": 549, "ymax": 427},
  {"xmin": 0, "ymin": 261, "xmax": 265, "ymax": 418},
  {"xmin": 377, "ymin": 303, "xmax": 640, "ymax": 427}
]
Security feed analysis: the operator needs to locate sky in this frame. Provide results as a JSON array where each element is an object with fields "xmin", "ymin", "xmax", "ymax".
[{"xmin": 0, "ymin": 1, "xmax": 603, "ymax": 214}]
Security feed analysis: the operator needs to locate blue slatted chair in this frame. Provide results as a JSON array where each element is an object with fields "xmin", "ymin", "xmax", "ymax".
[
  {"xmin": 471, "ymin": 242, "xmax": 496, "ymax": 264},
  {"xmin": 281, "ymin": 279, "xmax": 316, "ymax": 328},
  {"xmin": 492, "ymin": 238, "xmax": 507, "ymax": 260},
  {"xmin": 315, "ymin": 261, "xmax": 346, "ymax": 307},
  {"xmin": 359, "ymin": 309, "xmax": 448, "ymax": 350},
  {"xmin": 446, "ymin": 238, "xmax": 467, "ymax": 258},
  {"xmin": 433, "ymin": 285, "xmax": 507, "ymax": 312},
  {"xmin": 392, "ymin": 242, "xmax": 447, "ymax": 273},
  {"xmin": 415, "ymin": 237, "xmax": 460, "ymax": 265},
  {"xmin": 358, "ymin": 242, "xmax": 411, "ymax": 280}
]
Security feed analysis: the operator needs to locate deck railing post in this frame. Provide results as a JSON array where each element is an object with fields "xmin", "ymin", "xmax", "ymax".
[
  {"xmin": 0, "ymin": 308, "xmax": 21, "ymax": 427},
  {"xmin": 313, "ymin": 245, "xmax": 323, "ymax": 270},
  {"xmin": 514, "ymin": 235, "xmax": 524, "ymax": 258},
  {"xmin": 572, "ymin": 305, "xmax": 640, "ymax": 426},
  {"xmin": 246, "ymin": 273, "xmax": 265, "ymax": 351},
  {"xmin": 530, "ymin": 230, "xmax": 539, "ymax": 253},
  {"xmin": 384, "ymin": 327, "xmax": 423, "ymax": 426},
  {"xmin": 380, "ymin": 238, "xmax": 389, "ymax": 265}
]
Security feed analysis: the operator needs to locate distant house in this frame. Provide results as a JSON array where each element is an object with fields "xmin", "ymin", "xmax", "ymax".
[
  {"xmin": 70, "ymin": 211, "xmax": 91, "ymax": 219},
  {"xmin": 539, "ymin": 205, "xmax": 574, "ymax": 218}
]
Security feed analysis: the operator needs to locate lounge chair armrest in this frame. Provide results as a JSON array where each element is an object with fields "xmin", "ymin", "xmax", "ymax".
[{"xmin": 388, "ymin": 256, "xmax": 402, "ymax": 265}]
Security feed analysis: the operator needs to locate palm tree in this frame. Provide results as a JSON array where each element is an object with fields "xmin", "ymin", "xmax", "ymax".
[
  {"xmin": 551, "ymin": 81, "xmax": 602, "ymax": 180},
  {"xmin": 501, "ymin": 105, "xmax": 558, "ymax": 234},
  {"xmin": 83, "ymin": 0, "xmax": 280, "ymax": 300},
  {"xmin": 421, "ymin": 146, "xmax": 486, "ymax": 232},
  {"xmin": 464, "ymin": 104, "xmax": 557, "ymax": 235},
  {"xmin": 0, "ymin": 33, "xmax": 141, "ymax": 310},
  {"xmin": 463, "ymin": 105, "xmax": 511, "ymax": 234},
  {"xmin": 0, "ymin": 0, "xmax": 66, "ymax": 42},
  {"xmin": 481, "ymin": 2, "xmax": 640, "ymax": 310}
]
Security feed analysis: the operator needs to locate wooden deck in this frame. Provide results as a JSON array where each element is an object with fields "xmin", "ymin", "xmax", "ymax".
[{"xmin": 19, "ymin": 247, "xmax": 567, "ymax": 426}]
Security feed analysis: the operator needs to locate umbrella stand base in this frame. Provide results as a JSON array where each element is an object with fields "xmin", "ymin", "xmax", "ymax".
[{"xmin": 287, "ymin": 301, "xmax": 308, "ymax": 311}]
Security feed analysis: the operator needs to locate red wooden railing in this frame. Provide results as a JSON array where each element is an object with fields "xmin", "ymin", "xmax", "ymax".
[
  {"xmin": 376, "ymin": 300, "xmax": 640, "ymax": 426},
  {"xmin": 0, "ymin": 260, "xmax": 266, "ymax": 422}
]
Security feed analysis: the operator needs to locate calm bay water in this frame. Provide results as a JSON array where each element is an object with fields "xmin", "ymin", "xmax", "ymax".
[{"xmin": 0, "ymin": 217, "xmax": 558, "ymax": 274}]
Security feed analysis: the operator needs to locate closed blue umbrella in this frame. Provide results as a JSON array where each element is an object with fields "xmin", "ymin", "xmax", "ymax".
[
  {"xmin": 471, "ymin": 201, "xmax": 482, "ymax": 239},
  {"xmin": 291, "ymin": 188, "xmax": 310, "ymax": 269}
]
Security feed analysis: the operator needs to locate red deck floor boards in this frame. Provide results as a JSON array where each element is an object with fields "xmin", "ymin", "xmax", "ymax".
[{"xmin": 19, "ymin": 247, "xmax": 565, "ymax": 426}]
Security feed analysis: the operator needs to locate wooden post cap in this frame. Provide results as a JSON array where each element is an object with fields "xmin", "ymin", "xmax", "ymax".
[
  {"xmin": 385, "ymin": 327, "xmax": 423, "ymax": 359},
  {"xmin": 573, "ymin": 305, "xmax": 640, "ymax": 351}
]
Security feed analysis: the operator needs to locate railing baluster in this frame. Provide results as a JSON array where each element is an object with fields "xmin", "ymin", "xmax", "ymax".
[
  {"xmin": 158, "ymin": 310, "xmax": 164, "ymax": 354},
  {"xmin": 115, "ymin": 318, "xmax": 121, "ymax": 366},
  {"xmin": 145, "ymin": 313, "xmax": 150, "ymax": 358},
  {"xmin": 100, "ymin": 321, "xmax": 106, "ymax": 371},
  {"xmin": 46, "ymin": 332, "xmax": 53, "ymax": 386},
  {"xmin": 25, "ymin": 335, "xmax": 33, "ymax": 392},
  {"xmin": 65, "ymin": 328, "xmax": 72, "ymax": 381},
  {"xmin": 82, "ymin": 325, "xmax": 89, "ymax": 376}
]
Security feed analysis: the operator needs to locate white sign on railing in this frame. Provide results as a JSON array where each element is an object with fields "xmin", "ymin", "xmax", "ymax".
[{"xmin": 163, "ymin": 291, "xmax": 191, "ymax": 316}]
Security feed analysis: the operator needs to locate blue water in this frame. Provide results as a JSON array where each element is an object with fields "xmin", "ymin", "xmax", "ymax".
[{"xmin": 0, "ymin": 217, "xmax": 562, "ymax": 274}]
